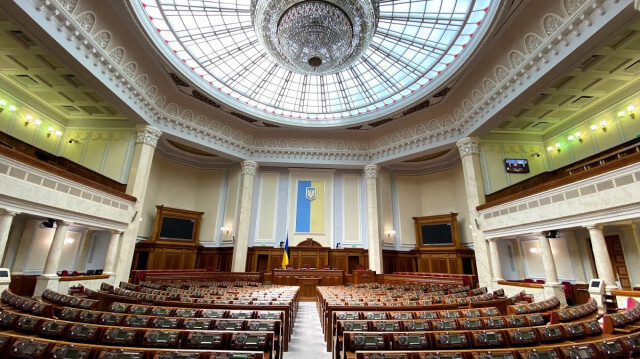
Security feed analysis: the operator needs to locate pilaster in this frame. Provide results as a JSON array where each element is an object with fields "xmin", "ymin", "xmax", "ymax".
[
  {"xmin": 456, "ymin": 137, "xmax": 490, "ymax": 286},
  {"xmin": 364, "ymin": 164, "xmax": 383, "ymax": 273},
  {"xmin": 231, "ymin": 160, "xmax": 258, "ymax": 272},
  {"xmin": 114, "ymin": 125, "xmax": 161, "ymax": 283}
]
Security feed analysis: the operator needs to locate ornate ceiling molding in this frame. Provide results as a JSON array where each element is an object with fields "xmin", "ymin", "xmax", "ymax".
[{"xmin": 18, "ymin": 0, "xmax": 627, "ymax": 167}]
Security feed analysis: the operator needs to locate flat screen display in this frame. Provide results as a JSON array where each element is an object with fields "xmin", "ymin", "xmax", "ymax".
[
  {"xmin": 420, "ymin": 224, "xmax": 453, "ymax": 245},
  {"xmin": 590, "ymin": 280, "xmax": 601, "ymax": 288},
  {"xmin": 504, "ymin": 158, "xmax": 530, "ymax": 173},
  {"xmin": 159, "ymin": 217, "xmax": 195, "ymax": 240}
]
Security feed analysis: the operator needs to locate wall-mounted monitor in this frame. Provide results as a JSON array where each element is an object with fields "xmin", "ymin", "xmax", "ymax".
[
  {"xmin": 420, "ymin": 223, "xmax": 453, "ymax": 246},
  {"xmin": 159, "ymin": 217, "xmax": 195, "ymax": 241},
  {"xmin": 412, "ymin": 213, "xmax": 460, "ymax": 249},
  {"xmin": 504, "ymin": 158, "xmax": 530, "ymax": 173},
  {"xmin": 150, "ymin": 206, "xmax": 204, "ymax": 244}
]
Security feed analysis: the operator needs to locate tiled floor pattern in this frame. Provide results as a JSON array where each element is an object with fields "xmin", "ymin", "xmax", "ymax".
[{"xmin": 286, "ymin": 301, "xmax": 332, "ymax": 358}]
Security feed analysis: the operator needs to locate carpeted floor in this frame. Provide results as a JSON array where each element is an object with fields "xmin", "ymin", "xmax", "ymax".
[{"xmin": 286, "ymin": 301, "xmax": 332, "ymax": 358}]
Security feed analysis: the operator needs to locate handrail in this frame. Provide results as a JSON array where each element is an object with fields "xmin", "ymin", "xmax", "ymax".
[{"xmin": 497, "ymin": 280, "xmax": 544, "ymax": 289}]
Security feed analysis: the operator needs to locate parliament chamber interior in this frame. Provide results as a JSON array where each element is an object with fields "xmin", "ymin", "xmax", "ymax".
[{"xmin": 1, "ymin": 0, "xmax": 640, "ymax": 358}]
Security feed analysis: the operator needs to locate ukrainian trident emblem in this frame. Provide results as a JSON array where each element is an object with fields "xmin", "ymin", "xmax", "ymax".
[{"xmin": 305, "ymin": 187, "xmax": 316, "ymax": 201}]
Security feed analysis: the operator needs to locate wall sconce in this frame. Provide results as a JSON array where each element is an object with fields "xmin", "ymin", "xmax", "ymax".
[
  {"xmin": 47, "ymin": 126, "xmax": 62, "ymax": 138},
  {"xmin": 0, "ymin": 100, "xmax": 16, "ymax": 113},
  {"xmin": 529, "ymin": 247, "xmax": 539, "ymax": 254},
  {"xmin": 68, "ymin": 138, "xmax": 79, "ymax": 144},
  {"xmin": 547, "ymin": 143, "xmax": 561, "ymax": 153},
  {"xmin": 385, "ymin": 230, "xmax": 396, "ymax": 238},
  {"xmin": 531, "ymin": 152, "xmax": 540, "ymax": 158},
  {"xmin": 64, "ymin": 237, "xmax": 74, "ymax": 245},
  {"xmin": 617, "ymin": 104, "xmax": 635, "ymax": 119},
  {"xmin": 590, "ymin": 120, "xmax": 607, "ymax": 132},
  {"xmin": 220, "ymin": 226, "xmax": 231, "ymax": 235},
  {"xmin": 24, "ymin": 115, "xmax": 42, "ymax": 127},
  {"xmin": 567, "ymin": 131, "xmax": 582, "ymax": 143}
]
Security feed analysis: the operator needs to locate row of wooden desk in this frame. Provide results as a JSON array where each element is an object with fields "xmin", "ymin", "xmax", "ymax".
[{"xmin": 271, "ymin": 269, "xmax": 345, "ymax": 300}]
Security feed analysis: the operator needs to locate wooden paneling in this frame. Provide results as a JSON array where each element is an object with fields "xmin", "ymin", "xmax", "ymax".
[
  {"xmin": 272, "ymin": 269, "xmax": 344, "ymax": 299},
  {"xmin": 246, "ymin": 247, "xmax": 368, "ymax": 273},
  {"xmin": 196, "ymin": 247, "xmax": 233, "ymax": 271},
  {"xmin": 133, "ymin": 241, "xmax": 200, "ymax": 271}
]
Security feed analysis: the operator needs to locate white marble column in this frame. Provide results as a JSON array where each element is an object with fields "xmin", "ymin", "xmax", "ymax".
[
  {"xmin": 74, "ymin": 230, "xmax": 95, "ymax": 273},
  {"xmin": 114, "ymin": 125, "xmax": 161, "ymax": 283},
  {"xmin": 623, "ymin": 224, "xmax": 640, "ymax": 288},
  {"xmin": 11, "ymin": 219, "xmax": 40, "ymax": 274},
  {"xmin": 34, "ymin": 220, "xmax": 71, "ymax": 296},
  {"xmin": 0, "ymin": 209, "xmax": 19, "ymax": 264},
  {"xmin": 586, "ymin": 225, "xmax": 617, "ymax": 291},
  {"xmin": 488, "ymin": 238, "xmax": 503, "ymax": 281},
  {"xmin": 456, "ymin": 137, "xmax": 491, "ymax": 286},
  {"xmin": 231, "ymin": 160, "xmax": 258, "ymax": 272},
  {"xmin": 364, "ymin": 164, "xmax": 383, "ymax": 274},
  {"xmin": 537, "ymin": 232, "xmax": 559, "ymax": 284},
  {"xmin": 563, "ymin": 230, "xmax": 587, "ymax": 284},
  {"xmin": 537, "ymin": 232, "xmax": 566, "ymax": 304},
  {"xmin": 103, "ymin": 230, "xmax": 122, "ymax": 277},
  {"xmin": 512, "ymin": 237, "xmax": 527, "ymax": 280}
]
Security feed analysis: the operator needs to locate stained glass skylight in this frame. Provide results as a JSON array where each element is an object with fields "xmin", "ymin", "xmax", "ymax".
[{"xmin": 134, "ymin": 0, "xmax": 497, "ymax": 127}]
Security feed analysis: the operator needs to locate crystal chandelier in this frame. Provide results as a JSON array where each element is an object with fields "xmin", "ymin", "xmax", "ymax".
[{"xmin": 252, "ymin": 0, "xmax": 379, "ymax": 75}]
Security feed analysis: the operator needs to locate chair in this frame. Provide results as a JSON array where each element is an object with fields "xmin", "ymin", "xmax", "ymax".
[
  {"xmin": 322, "ymin": 265, "xmax": 330, "ymax": 270},
  {"xmin": 524, "ymin": 278, "xmax": 534, "ymax": 283},
  {"xmin": 60, "ymin": 270, "xmax": 69, "ymax": 277},
  {"xmin": 285, "ymin": 265, "xmax": 293, "ymax": 270},
  {"xmin": 536, "ymin": 279, "xmax": 545, "ymax": 284},
  {"xmin": 302, "ymin": 264, "xmax": 311, "ymax": 270}
]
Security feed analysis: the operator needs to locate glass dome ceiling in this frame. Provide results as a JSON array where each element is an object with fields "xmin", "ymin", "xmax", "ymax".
[{"xmin": 135, "ymin": 0, "xmax": 497, "ymax": 127}]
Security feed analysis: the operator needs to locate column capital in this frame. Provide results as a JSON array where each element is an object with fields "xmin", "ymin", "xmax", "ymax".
[
  {"xmin": 54, "ymin": 220, "xmax": 72, "ymax": 228},
  {"xmin": 456, "ymin": 137, "xmax": 480, "ymax": 157},
  {"xmin": 0, "ymin": 209, "xmax": 19, "ymax": 217},
  {"xmin": 135, "ymin": 125, "xmax": 162, "ymax": 147},
  {"xmin": 584, "ymin": 224, "xmax": 604, "ymax": 231},
  {"xmin": 241, "ymin": 160, "xmax": 258, "ymax": 176},
  {"xmin": 364, "ymin": 164, "xmax": 378, "ymax": 179}
]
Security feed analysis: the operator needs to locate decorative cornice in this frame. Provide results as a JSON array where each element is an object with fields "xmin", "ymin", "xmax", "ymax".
[
  {"xmin": 24, "ymin": 0, "xmax": 624, "ymax": 166},
  {"xmin": 456, "ymin": 137, "xmax": 481, "ymax": 158},
  {"xmin": 241, "ymin": 160, "xmax": 258, "ymax": 176}
]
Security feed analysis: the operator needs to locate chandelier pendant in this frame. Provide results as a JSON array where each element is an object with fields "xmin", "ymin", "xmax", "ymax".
[{"xmin": 252, "ymin": 0, "xmax": 379, "ymax": 75}]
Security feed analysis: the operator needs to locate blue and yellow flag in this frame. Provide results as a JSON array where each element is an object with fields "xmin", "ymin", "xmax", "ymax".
[
  {"xmin": 295, "ymin": 180, "xmax": 325, "ymax": 233},
  {"xmin": 281, "ymin": 233, "xmax": 290, "ymax": 269}
]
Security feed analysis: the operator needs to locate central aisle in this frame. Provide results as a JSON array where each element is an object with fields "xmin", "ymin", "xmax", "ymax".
[{"xmin": 287, "ymin": 301, "xmax": 332, "ymax": 358}]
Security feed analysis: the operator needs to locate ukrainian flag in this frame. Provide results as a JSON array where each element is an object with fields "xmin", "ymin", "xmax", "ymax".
[
  {"xmin": 295, "ymin": 180, "xmax": 325, "ymax": 233},
  {"xmin": 281, "ymin": 234, "xmax": 290, "ymax": 269}
]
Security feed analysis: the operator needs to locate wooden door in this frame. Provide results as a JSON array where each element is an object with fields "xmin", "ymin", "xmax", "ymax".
[{"xmin": 605, "ymin": 235, "xmax": 631, "ymax": 289}]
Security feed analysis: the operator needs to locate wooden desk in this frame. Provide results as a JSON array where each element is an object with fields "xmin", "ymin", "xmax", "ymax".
[{"xmin": 272, "ymin": 269, "xmax": 344, "ymax": 301}]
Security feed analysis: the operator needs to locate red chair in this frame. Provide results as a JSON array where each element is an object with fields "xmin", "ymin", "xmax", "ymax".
[
  {"xmin": 536, "ymin": 279, "xmax": 545, "ymax": 284},
  {"xmin": 524, "ymin": 278, "xmax": 534, "ymax": 283},
  {"xmin": 60, "ymin": 270, "xmax": 69, "ymax": 277},
  {"xmin": 322, "ymin": 265, "xmax": 330, "ymax": 270},
  {"xmin": 302, "ymin": 264, "xmax": 311, "ymax": 270}
]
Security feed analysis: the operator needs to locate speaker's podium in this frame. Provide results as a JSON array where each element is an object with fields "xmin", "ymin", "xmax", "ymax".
[{"xmin": 272, "ymin": 269, "xmax": 344, "ymax": 300}]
